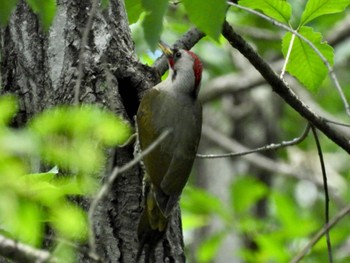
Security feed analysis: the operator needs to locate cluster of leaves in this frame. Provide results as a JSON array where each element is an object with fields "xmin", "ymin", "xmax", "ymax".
[
  {"xmin": 0, "ymin": 96, "xmax": 130, "ymax": 260},
  {"xmin": 125, "ymin": 0, "xmax": 227, "ymax": 48},
  {"xmin": 238, "ymin": 0, "xmax": 349, "ymax": 91},
  {"xmin": 126, "ymin": 0, "xmax": 349, "ymax": 92}
]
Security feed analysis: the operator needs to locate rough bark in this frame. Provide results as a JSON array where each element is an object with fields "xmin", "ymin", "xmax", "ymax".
[{"xmin": 0, "ymin": 0, "xmax": 185, "ymax": 262}]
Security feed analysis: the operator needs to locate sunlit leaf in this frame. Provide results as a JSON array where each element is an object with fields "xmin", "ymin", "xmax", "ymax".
[
  {"xmin": 197, "ymin": 231, "xmax": 226, "ymax": 262},
  {"xmin": 238, "ymin": 0, "xmax": 292, "ymax": 24},
  {"xmin": 142, "ymin": 0, "xmax": 168, "ymax": 50},
  {"xmin": 26, "ymin": 172, "xmax": 56, "ymax": 183},
  {"xmin": 181, "ymin": 212, "xmax": 208, "ymax": 231},
  {"xmin": 230, "ymin": 176, "xmax": 268, "ymax": 214},
  {"xmin": 30, "ymin": 105, "xmax": 130, "ymax": 145},
  {"xmin": 272, "ymin": 192, "xmax": 317, "ymax": 237},
  {"xmin": 15, "ymin": 200, "xmax": 43, "ymax": 246},
  {"xmin": 26, "ymin": 0, "xmax": 56, "ymax": 31},
  {"xmin": 181, "ymin": 186, "xmax": 228, "ymax": 219},
  {"xmin": 300, "ymin": 0, "xmax": 350, "ymax": 26},
  {"xmin": 53, "ymin": 242, "xmax": 76, "ymax": 263},
  {"xmin": 0, "ymin": 0, "xmax": 18, "ymax": 26},
  {"xmin": 183, "ymin": 0, "xmax": 226, "ymax": 40},
  {"xmin": 29, "ymin": 105, "xmax": 130, "ymax": 173},
  {"xmin": 125, "ymin": 0, "xmax": 144, "ymax": 24},
  {"xmin": 50, "ymin": 204, "xmax": 87, "ymax": 241},
  {"xmin": 0, "ymin": 193, "xmax": 42, "ymax": 246},
  {"xmin": 282, "ymin": 26, "xmax": 334, "ymax": 91},
  {"xmin": 0, "ymin": 95, "xmax": 17, "ymax": 126}
]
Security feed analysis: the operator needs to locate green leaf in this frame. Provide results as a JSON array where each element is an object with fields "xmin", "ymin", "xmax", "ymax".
[
  {"xmin": 197, "ymin": 231, "xmax": 226, "ymax": 262},
  {"xmin": 238, "ymin": 0, "xmax": 292, "ymax": 24},
  {"xmin": 29, "ymin": 105, "xmax": 130, "ymax": 174},
  {"xmin": 0, "ymin": 95, "xmax": 17, "ymax": 126},
  {"xmin": 0, "ymin": 0, "xmax": 18, "ymax": 26},
  {"xmin": 272, "ymin": 192, "xmax": 317, "ymax": 237},
  {"xmin": 230, "ymin": 176, "xmax": 268, "ymax": 214},
  {"xmin": 300, "ymin": 0, "xmax": 350, "ymax": 26},
  {"xmin": 125, "ymin": 0, "xmax": 144, "ymax": 24},
  {"xmin": 101, "ymin": 0, "xmax": 109, "ymax": 9},
  {"xmin": 25, "ymin": 0, "xmax": 56, "ymax": 31},
  {"xmin": 141, "ymin": 0, "xmax": 168, "ymax": 50},
  {"xmin": 183, "ymin": 0, "xmax": 226, "ymax": 40},
  {"xmin": 181, "ymin": 212, "xmax": 208, "ymax": 231},
  {"xmin": 50, "ymin": 204, "xmax": 87, "ymax": 240},
  {"xmin": 181, "ymin": 186, "xmax": 228, "ymax": 220},
  {"xmin": 53, "ymin": 242, "xmax": 76, "ymax": 263},
  {"xmin": 0, "ymin": 193, "xmax": 42, "ymax": 246},
  {"xmin": 282, "ymin": 26, "xmax": 334, "ymax": 91},
  {"xmin": 15, "ymin": 200, "xmax": 43, "ymax": 246}
]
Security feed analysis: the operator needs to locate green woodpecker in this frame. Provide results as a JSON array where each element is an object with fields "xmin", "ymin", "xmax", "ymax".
[{"xmin": 136, "ymin": 42, "xmax": 203, "ymax": 253}]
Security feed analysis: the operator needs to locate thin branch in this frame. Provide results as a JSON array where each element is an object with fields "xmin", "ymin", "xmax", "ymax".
[
  {"xmin": 201, "ymin": 124, "xmax": 318, "ymax": 183},
  {"xmin": 74, "ymin": 0, "xmax": 99, "ymax": 105},
  {"xmin": 311, "ymin": 126, "xmax": 333, "ymax": 263},
  {"xmin": 324, "ymin": 118, "xmax": 350, "ymax": 128},
  {"xmin": 290, "ymin": 204, "xmax": 350, "ymax": 263},
  {"xmin": 221, "ymin": 21, "xmax": 350, "ymax": 154},
  {"xmin": 228, "ymin": 2, "xmax": 350, "ymax": 117},
  {"xmin": 88, "ymin": 129, "xmax": 171, "ymax": 254},
  {"xmin": 0, "ymin": 234, "xmax": 54, "ymax": 263},
  {"xmin": 197, "ymin": 124, "xmax": 310, "ymax": 158}
]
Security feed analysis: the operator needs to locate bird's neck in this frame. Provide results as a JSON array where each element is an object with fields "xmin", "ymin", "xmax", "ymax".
[{"xmin": 167, "ymin": 68, "xmax": 199, "ymax": 98}]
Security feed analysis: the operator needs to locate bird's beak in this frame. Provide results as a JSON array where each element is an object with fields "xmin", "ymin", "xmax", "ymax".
[{"xmin": 158, "ymin": 41, "xmax": 173, "ymax": 57}]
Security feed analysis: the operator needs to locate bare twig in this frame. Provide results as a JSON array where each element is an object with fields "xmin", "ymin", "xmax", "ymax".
[
  {"xmin": 311, "ymin": 126, "xmax": 333, "ymax": 263},
  {"xmin": 197, "ymin": 124, "xmax": 310, "ymax": 159},
  {"xmin": 201, "ymin": 124, "xmax": 315, "ymax": 182},
  {"xmin": 0, "ymin": 234, "xmax": 54, "ymax": 263},
  {"xmin": 228, "ymin": 2, "xmax": 350, "ymax": 117},
  {"xmin": 221, "ymin": 21, "xmax": 350, "ymax": 154},
  {"xmin": 324, "ymin": 119, "xmax": 350, "ymax": 128},
  {"xmin": 290, "ymin": 204, "xmax": 350, "ymax": 263},
  {"xmin": 74, "ymin": 0, "xmax": 99, "ymax": 105},
  {"xmin": 88, "ymin": 129, "xmax": 171, "ymax": 254}
]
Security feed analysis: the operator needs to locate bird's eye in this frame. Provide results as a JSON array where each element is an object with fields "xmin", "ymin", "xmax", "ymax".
[{"xmin": 175, "ymin": 52, "xmax": 181, "ymax": 59}]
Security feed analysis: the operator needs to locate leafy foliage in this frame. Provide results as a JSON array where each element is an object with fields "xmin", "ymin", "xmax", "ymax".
[
  {"xmin": 125, "ymin": 0, "xmax": 227, "ymax": 49},
  {"xmin": 282, "ymin": 26, "xmax": 334, "ymax": 91},
  {"xmin": 0, "ymin": 0, "xmax": 18, "ymax": 26},
  {"xmin": 141, "ymin": 0, "xmax": 168, "ymax": 50},
  {"xmin": 239, "ymin": 0, "xmax": 292, "ymax": 24},
  {"xmin": 125, "ymin": 0, "xmax": 144, "ymax": 24},
  {"xmin": 182, "ymin": 0, "xmax": 226, "ymax": 40},
  {"xmin": 26, "ymin": 0, "xmax": 56, "ymax": 31},
  {"xmin": 0, "ymin": 96, "xmax": 130, "ymax": 256},
  {"xmin": 2, "ymin": 0, "xmax": 350, "ymax": 262},
  {"xmin": 300, "ymin": 0, "xmax": 350, "ymax": 26},
  {"xmin": 238, "ymin": 0, "xmax": 343, "ymax": 91}
]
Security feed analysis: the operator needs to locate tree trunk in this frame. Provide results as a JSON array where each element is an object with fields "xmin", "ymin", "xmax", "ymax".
[{"xmin": 0, "ymin": 0, "xmax": 185, "ymax": 262}]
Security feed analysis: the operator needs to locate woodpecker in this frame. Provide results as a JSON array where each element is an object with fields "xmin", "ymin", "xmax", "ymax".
[{"xmin": 136, "ymin": 42, "xmax": 203, "ymax": 256}]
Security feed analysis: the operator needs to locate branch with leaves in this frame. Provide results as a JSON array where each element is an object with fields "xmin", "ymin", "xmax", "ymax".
[{"xmin": 222, "ymin": 21, "xmax": 350, "ymax": 154}]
